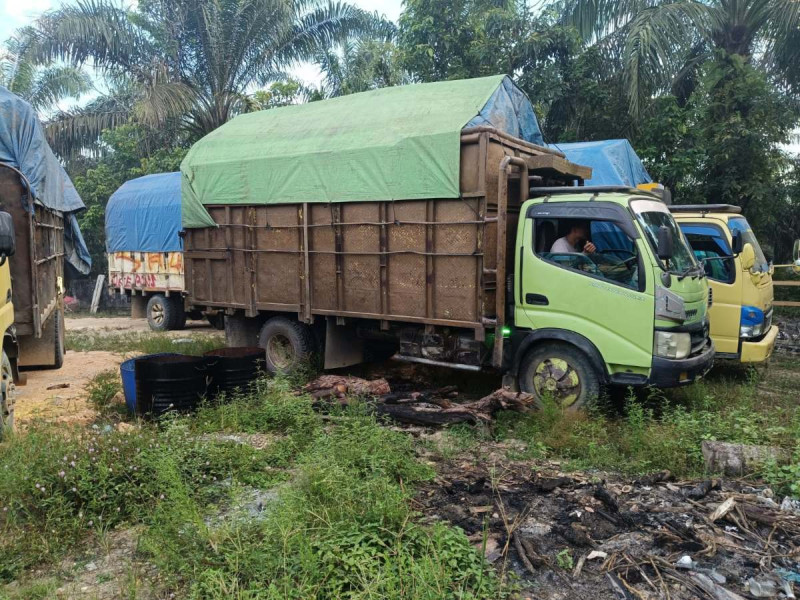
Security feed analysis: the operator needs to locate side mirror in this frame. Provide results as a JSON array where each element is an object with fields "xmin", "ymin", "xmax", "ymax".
[
  {"xmin": 0, "ymin": 212, "xmax": 15, "ymax": 265},
  {"xmin": 740, "ymin": 242, "xmax": 755, "ymax": 271},
  {"xmin": 731, "ymin": 229, "xmax": 743, "ymax": 255},
  {"xmin": 657, "ymin": 225, "xmax": 674, "ymax": 260}
]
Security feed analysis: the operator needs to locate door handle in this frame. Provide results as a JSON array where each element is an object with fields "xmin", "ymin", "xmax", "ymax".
[{"xmin": 526, "ymin": 293, "xmax": 549, "ymax": 306}]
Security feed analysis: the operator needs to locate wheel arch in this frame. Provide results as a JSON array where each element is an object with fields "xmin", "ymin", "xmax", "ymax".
[
  {"xmin": 2, "ymin": 329, "xmax": 20, "ymax": 384},
  {"xmin": 511, "ymin": 329, "xmax": 609, "ymax": 384}
]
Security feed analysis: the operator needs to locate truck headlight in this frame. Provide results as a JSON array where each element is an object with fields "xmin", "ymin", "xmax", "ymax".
[
  {"xmin": 654, "ymin": 331, "xmax": 691, "ymax": 359},
  {"xmin": 740, "ymin": 305, "xmax": 765, "ymax": 339}
]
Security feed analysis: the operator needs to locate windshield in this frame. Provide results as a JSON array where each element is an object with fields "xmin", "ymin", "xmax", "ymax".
[
  {"xmin": 630, "ymin": 199, "xmax": 697, "ymax": 274},
  {"xmin": 728, "ymin": 217, "xmax": 769, "ymax": 272}
]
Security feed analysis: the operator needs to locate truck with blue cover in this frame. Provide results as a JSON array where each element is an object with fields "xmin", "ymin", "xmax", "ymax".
[{"xmin": 0, "ymin": 86, "xmax": 92, "ymax": 429}]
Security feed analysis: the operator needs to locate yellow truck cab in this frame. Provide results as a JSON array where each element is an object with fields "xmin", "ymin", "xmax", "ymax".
[{"xmin": 672, "ymin": 205, "xmax": 777, "ymax": 363}]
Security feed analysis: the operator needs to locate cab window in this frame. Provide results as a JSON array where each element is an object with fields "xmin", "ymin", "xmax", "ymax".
[
  {"xmin": 679, "ymin": 223, "xmax": 734, "ymax": 283},
  {"xmin": 533, "ymin": 218, "xmax": 641, "ymax": 290}
]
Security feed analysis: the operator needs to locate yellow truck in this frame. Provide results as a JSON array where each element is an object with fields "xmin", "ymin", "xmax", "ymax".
[
  {"xmin": 0, "ymin": 87, "xmax": 93, "ymax": 431},
  {"xmin": 672, "ymin": 205, "xmax": 778, "ymax": 363}
]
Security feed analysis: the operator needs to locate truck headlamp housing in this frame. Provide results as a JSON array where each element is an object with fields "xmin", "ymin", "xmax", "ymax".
[
  {"xmin": 653, "ymin": 331, "xmax": 691, "ymax": 360},
  {"xmin": 740, "ymin": 305, "xmax": 765, "ymax": 339}
]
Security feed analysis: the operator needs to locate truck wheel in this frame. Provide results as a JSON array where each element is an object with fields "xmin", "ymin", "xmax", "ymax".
[
  {"xmin": 258, "ymin": 317, "xmax": 316, "ymax": 374},
  {"xmin": 170, "ymin": 297, "xmax": 187, "ymax": 330},
  {"xmin": 1, "ymin": 351, "xmax": 15, "ymax": 435},
  {"xmin": 53, "ymin": 308, "xmax": 65, "ymax": 369},
  {"xmin": 519, "ymin": 343, "xmax": 600, "ymax": 411},
  {"xmin": 146, "ymin": 294, "xmax": 174, "ymax": 331}
]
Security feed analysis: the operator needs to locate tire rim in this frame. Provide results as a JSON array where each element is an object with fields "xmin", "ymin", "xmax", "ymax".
[
  {"xmin": 150, "ymin": 302, "xmax": 165, "ymax": 326},
  {"xmin": 532, "ymin": 357, "xmax": 581, "ymax": 407},
  {"xmin": 266, "ymin": 334, "xmax": 294, "ymax": 370}
]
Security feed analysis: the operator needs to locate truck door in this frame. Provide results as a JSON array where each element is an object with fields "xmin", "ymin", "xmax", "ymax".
[
  {"xmin": 515, "ymin": 202, "xmax": 654, "ymax": 373},
  {"xmin": 678, "ymin": 221, "xmax": 738, "ymax": 355}
]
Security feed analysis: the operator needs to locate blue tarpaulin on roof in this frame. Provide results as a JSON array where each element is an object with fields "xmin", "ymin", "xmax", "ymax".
[
  {"xmin": 0, "ymin": 85, "xmax": 91, "ymax": 274},
  {"xmin": 465, "ymin": 76, "xmax": 544, "ymax": 145},
  {"xmin": 105, "ymin": 172, "xmax": 183, "ymax": 253},
  {"xmin": 550, "ymin": 139, "xmax": 651, "ymax": 187}
]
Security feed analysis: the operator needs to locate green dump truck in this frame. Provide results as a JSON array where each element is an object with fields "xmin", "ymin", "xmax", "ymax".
[{"xmin": 180, "ymin": 76, "xmax": 713, "ymax": 407}]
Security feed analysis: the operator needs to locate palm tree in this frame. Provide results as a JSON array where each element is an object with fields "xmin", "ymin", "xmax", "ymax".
[
  {"xmin": 31, "ymin": 0, "xmax": 385, "ymax": 155},
  {"xmin": 0, "ymin": 31, "xmax": 91, "ymax": 112},
  {"xmin": 563, "ymin": 0, "xmax": 800, "ymax": 116},
  {"xmin": 315, "ymin": 36, "xmax": 408, "ymax": 98}
]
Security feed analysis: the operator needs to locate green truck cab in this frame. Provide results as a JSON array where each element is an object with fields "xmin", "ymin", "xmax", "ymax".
[{"xmin": 508, "ymin": 187, "xmax": 714, "ymax": 407}]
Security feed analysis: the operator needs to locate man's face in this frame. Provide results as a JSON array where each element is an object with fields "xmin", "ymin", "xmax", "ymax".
[{"xmin": 572, "ymin": 224, "xmax": 589, "ymax": 242}]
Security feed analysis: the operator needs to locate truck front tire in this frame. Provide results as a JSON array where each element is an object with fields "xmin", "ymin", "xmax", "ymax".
[
  {"xmin": 519, "ymin": 343, "xmax": 600, "ymax": 410},
  {"xmin": 258, "ymin": 317, "xmax": 316, "ymax": 374},
  {"xmin": 1, "ymin": 351, "xmax": 15, "ymax": 435}
]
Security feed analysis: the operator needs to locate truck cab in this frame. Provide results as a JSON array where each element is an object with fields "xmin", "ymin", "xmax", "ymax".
[
  {"xmin": 672, "ymin": 205, "xmax": 777, "ymax": 363},
  {"xmin": 509, "ymin": 187, "xmax": 714, "ymax": 407}
]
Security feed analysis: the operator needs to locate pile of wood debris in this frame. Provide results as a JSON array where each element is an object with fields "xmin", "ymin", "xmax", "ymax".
[{"xmin": 303, "ymin": 374, "xmax": 535, "ymax": 425}]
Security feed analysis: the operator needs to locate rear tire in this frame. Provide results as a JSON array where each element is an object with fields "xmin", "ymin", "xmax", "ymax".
[
  {"xmin": 258, "ymin": 317, "xmax": 317, "ymax": 374},
  {"xmin": 519, "ymin": 343, "xmax": 600, "ymax": 411},
  {"xmin": 170, "ymin": 296, "xmax": 187, "ymax": 330},
  {"xmin": 146, "ymin": 295, "xmax": 175, "ymax": 331},
  {"xmin": 1, "ymin": 351, "xmax": 15, "ymax": 436}
]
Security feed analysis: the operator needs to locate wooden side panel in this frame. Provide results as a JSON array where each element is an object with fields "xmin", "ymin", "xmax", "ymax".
[
  {"xmin": 183, "ymin": 131, "xmax": 560, "ymax": 329},
  {"xmin": 0, "ymin": 166, "xmax": 64, "ymax": 337}
]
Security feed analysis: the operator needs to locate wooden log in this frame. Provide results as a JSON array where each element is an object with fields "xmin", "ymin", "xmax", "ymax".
[{"xmin": 702, "ymin": 441, "xmax": 790, "ymax": 476}]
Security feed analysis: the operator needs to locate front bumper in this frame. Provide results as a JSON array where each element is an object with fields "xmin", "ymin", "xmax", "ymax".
[
  {"xmin": 648, "ymin": 340, "xmax": 715, "ymax": 388},
  {"xmin": 740, "ymin": 325, "xmax": 779, "ymax": 364}
]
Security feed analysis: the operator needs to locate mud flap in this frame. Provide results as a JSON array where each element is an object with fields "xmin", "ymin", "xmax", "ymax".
[
  {"xmin": 18, "ymin": 308, "xmax": 63, "ymax": 368},
  {"xmin": 324, "ymin": 318, "xmax": 364, "ymax": 369}
]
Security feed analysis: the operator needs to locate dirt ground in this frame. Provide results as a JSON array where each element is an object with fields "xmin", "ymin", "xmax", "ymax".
[{"xmin": 15, "ymin": 316, "xmax": 213, "ymax": 427}]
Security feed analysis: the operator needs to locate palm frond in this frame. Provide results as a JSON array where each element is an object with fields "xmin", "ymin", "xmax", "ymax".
[{"xmin": 27, "ymin": 66, "xmax": 93, "ymax": 111}]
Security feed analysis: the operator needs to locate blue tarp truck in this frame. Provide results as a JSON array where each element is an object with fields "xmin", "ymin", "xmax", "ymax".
[
  {"xmin": 0, "ymin": 86, "xmax": 93, "ymax": 427},
  {"xmin": 105, "ymin": 172, "xmax": 221, "ymax": 330}
]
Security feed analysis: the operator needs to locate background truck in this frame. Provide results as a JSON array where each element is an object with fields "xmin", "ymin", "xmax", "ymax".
[
  {"xmin": 106, "ymin": 172, "xmax": 189, "ymax": 330},
  {"xmin": 672, "ymin": 205, "xmax": 779, "ymax": 363},
  {"xmin": 0, "ymin": 87, "xmax": 93, "ymax": 429},
  {"xmin": 180, "ymin": 75, "xmax": 713, "ymax": 407}
]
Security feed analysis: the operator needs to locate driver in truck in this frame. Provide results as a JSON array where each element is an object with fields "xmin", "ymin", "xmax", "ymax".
[{"xmin": 551, "ymin": 221, "xmax": 597, "ymax": 254}]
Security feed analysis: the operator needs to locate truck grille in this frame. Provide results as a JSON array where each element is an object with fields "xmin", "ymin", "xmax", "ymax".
[
  {"xmin": 708, "ymin": 288, "xmax": 713, "ymax": 307},
  {"xmin": 685, "ymin": 309, "xmax": 698, "ymax": 320}
]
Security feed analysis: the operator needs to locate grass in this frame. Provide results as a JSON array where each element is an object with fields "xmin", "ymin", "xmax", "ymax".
[
  {"xmin": 66, "ymin": 331, "xmax": 222, "ymax": 355},
  {"xmin": 85, "ymin": 369, "xmax": 122, "ymax": 413},
  {"xmin": 0, "ymin": 377, "xmax": 508, "ymax": 599},
  {"xmin": 489, "ymin": 355, "xmax": 800, "ymax": 489}
]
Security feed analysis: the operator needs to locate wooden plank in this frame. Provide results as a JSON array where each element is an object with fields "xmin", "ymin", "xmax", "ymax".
[
  {"xmin": 774, "ymin": 281, "xmax": 800, "ymax": 286},
  {"xmin": 90, "ymin": 274, "xmax": 105, "ymax": 314},
  {"xmin": 775, "ymin": 301, "xmax": 800, "ymax": 307}
]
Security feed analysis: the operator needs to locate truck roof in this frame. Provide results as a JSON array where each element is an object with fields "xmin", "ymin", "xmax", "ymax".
[
  {"xmin": 670, "ymin": 204, "xmax": 742, "ymax": 215},
  {"xmin": 528, "ymin": 186, "xmax": 659, "ymax": 203}
]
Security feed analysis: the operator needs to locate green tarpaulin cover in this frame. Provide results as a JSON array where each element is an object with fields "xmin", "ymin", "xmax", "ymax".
[{"xmin": 181, "ymin": 75, "xmax": 535, "ymax": 228}]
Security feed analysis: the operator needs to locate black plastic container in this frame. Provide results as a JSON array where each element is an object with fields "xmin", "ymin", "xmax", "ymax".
[
  {"xmin": 204, "ymin": 347, "xmax": 265, "ymax": 399},
  {"xmin": 134, "ymin": 354, "xmax": 208, "ymax": 415}
]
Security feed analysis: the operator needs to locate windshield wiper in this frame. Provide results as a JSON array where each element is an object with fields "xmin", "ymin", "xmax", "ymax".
[{"xmin": 677, "ymin": 264, "xmax": 704, "ymax": 281}]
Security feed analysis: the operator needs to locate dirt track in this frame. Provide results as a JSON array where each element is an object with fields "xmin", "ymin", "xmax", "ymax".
[{"xmin": 15, "ymin": 316, "xmax": 214, "ymax": 426}]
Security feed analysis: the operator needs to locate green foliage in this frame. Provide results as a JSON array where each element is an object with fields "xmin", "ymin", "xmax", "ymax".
[
  {"xmin": 315, "ymin": 39, "xmax": 408, "ymax": 98},
  {"xmin": 85, "ymin": 370, "xmax": 122, "ymax": 413},
  {"xmin": 66, "ymin": 330, "xmax": 221, "ymax": 355},
  {"xmin": 250, "ymin": 80, "xmax": 307, "ymax": 110},
  {"xmin": 556, "ymin": 549, "xmax": 573, "ymax": 570}
]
